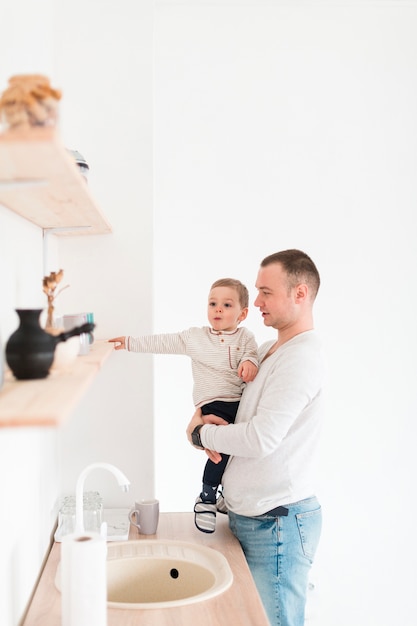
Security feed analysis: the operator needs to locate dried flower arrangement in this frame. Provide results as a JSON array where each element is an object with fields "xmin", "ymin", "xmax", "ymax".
[{"xmin": 42, "ymin": 269, "xmax": 69, "ymax": 331}]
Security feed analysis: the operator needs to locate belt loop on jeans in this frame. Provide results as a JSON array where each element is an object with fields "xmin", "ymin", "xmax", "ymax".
[{"xmin": 259, "ymin": 505, "xmax": 289, "ymax": 517}]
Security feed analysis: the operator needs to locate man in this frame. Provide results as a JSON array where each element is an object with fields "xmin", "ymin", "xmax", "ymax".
[{"xmin": 187, "ymin": 249, "xmax": 325, "ymax": 626}]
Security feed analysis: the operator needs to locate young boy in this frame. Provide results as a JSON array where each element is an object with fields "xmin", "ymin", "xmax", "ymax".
[{"xmin": 109, "ymin": 278, "xmax": 258, "ymax": 533}]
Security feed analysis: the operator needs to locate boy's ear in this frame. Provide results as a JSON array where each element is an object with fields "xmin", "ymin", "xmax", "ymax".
[{"xmin": 238, "ymin": 307, "xmax": 249, "ymax": 322}]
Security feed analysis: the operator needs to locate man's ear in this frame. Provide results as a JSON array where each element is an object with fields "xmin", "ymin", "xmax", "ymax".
[
  {"xmin": 295, "ymin": 284, "xmax": 308, "ymax": 302},
  {"xmin": 238, "ymin": 307, "xmax": 249, "ymax": 322}
]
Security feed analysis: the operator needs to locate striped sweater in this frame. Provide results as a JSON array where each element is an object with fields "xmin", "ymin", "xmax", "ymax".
[{"xmin": 127, "ymin": 326, "xmax": 258, "ymax": 408}]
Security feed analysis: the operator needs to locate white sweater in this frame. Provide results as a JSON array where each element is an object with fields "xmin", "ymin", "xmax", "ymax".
[
  {"xmin": 127, "ymin": 326, "xmax": 258, "ymax": 408},
  {"xmin": 201, "ymin": 330, "xmax": 326, "ymax": 516}
]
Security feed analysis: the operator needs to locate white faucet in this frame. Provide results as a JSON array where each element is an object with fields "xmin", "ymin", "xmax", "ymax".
[{"xmin": 75, "ymin": 462, "xmax": 130, "ymax": 534}]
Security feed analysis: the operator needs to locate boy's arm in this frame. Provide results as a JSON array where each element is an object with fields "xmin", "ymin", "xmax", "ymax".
[
  {"xmin": 109, "ymin": 331, "xmax": 190, "ymax": 355},
  {"xmin": 241, "ymin": 330, "xmax": 259, "ymax": 365},
  {"xmin": 237, "ymin": 330, "xmax": 259, "ymax": 382}
]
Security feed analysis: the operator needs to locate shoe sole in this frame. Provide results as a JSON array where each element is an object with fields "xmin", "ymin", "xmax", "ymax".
[{"xmin": 194, "ymin": 500, "xmax": 217, "ymax": 533}]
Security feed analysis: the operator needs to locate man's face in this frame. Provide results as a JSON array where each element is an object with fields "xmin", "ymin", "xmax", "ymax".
[{"xmin": 254, "ymin": 263, "xmax": 297, "ymax": 330}]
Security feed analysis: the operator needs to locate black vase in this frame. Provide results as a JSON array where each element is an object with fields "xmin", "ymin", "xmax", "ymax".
[{"xmin": 6, "ymin": 309, "xmax": 95, "ymax": 380}]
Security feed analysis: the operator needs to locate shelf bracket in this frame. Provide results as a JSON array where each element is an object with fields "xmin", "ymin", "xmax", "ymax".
[{"xmin": 42, "ymin": 226, "xmax": 92, "ymax": 274}]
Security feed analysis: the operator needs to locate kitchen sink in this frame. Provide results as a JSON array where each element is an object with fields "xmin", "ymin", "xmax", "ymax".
[
  {"xmin": 55, "ymin": 539, "xmax": 233, "ymax": 609},
  {"xmin": 106, "ymin": 540, "xmax": 233, "ymax": 609}
]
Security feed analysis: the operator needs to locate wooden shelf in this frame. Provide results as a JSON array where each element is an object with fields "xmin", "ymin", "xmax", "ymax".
[
  {"xmin": 0, "ymin": 127, "xmax": 112, "ymax": 235},
  {"xmin": 0, "ymin": 340, "xmax": 114, "ymax": 427}
]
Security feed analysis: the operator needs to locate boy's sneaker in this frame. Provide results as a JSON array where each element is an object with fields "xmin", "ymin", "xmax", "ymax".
[
  {"xmin": 216, "ymin": 490, "xmax": 228, "ymax": 515},
  {"xmin": 194, "ymin": 497, "xmax": 216, "ymax": 533}
]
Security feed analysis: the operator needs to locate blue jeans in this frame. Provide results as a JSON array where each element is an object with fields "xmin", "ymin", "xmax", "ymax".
[{"xmin": 228, "ymin": 496, "xmax": 322, "ymax": 626}]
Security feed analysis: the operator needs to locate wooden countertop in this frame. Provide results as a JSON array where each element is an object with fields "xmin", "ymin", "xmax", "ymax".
[{"xmin": 22, "ymin": 512, "xmax": 269, "ymax": 626}]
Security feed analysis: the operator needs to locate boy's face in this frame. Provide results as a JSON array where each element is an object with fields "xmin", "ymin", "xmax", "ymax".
[{"xmin": 207, "ymin": 286, "xmax": 248, "ymax": 332}]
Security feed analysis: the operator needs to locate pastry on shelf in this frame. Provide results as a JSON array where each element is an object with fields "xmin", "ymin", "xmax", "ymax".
[{"xmin": 0, "ymin": 74, "xmax": 62, "ymax": 131}]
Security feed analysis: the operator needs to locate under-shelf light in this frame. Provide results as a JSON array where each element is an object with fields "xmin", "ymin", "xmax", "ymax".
[{"xmin": 0, "ymin": 178, "xmax": 48, "ymax": 189}]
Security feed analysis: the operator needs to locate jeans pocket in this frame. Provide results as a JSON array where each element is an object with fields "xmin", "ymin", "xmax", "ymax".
[{"xmin": 296, "ymin": 506, "xmax": 322, "ymax": 561}]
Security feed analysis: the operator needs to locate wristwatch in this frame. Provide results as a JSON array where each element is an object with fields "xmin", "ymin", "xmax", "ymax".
[{"xmin": 191, "ymin": 424, "xmax": 204, "ymax": 449}]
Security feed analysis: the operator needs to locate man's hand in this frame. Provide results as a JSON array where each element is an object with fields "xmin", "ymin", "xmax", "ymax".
[
  {"xmin": 186, "ymin": 407, "xmax": 204, "ymax": 443},
  {"xmin": 186, "ymin": 408, "xmax": 228, "ymax": 464}
]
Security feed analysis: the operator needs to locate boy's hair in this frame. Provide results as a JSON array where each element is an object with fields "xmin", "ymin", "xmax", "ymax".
[
  {"xmin": 210, "ymin": 278, "xmax": 249, "ymax": 309},
  {"xmin": 261, "ymin": 249, "xmax": 320, "ymax": 300}
]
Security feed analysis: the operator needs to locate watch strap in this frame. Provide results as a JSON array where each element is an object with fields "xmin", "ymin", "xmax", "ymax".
[{"xmin": 191, "ymin": 424, "xmax": 204, "ymax": 448}]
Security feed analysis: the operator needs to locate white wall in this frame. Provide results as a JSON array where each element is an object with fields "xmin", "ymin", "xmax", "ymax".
[
  {"xmin": 153, "ymin": 2, "xmax": 417, "ymax": 626},
  {"xmin": 54, "ymin": 0, "xmax": 155, "ymax": 507},
  {"xmin": 0, "ymin": 206, "xmax": 60, "ymax": 626},
  {"xmin": 1, "ymin": 1, "xmax": 417, "ymax": 625},
  {"xmin": 0, "ymin": 5, "xmax": 61, "ymax": 622},
  {"xmin": 0, "ymin": 2, "xmax": 154, "ymax": 624}
]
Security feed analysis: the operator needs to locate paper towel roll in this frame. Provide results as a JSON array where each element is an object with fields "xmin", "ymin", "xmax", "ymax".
[{"xmin": 60, "ymin": 532, "xmax": 107, "ymax": 626}]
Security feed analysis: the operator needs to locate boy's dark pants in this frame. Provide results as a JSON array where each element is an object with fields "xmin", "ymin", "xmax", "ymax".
[{"xmin": 200, "ymin": 400, "xmax": 239, "ymax": 488}]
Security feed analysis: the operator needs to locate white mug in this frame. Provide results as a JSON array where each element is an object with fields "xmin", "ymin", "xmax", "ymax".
[
  {"xmin": 62, "ymin": 313, "xmax": 90, "ymax": 355},
  {"xmin": 129, "ymin": 499, "xmax": 159, "ymax": 535}
]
